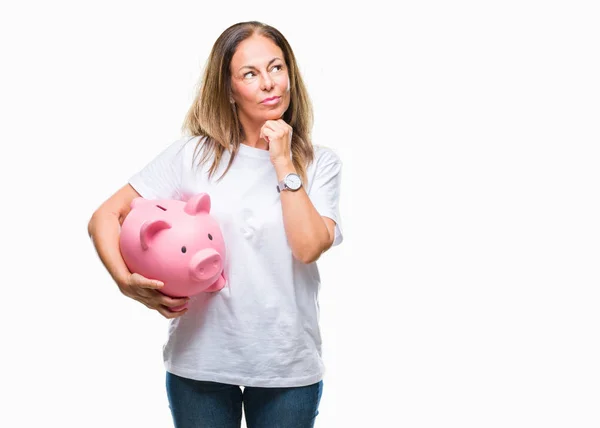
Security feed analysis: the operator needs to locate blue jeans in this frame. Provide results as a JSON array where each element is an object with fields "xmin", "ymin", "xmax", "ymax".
[{"xmin": 166, "ymin": 371, "xmax": 323, "ymax": 428}]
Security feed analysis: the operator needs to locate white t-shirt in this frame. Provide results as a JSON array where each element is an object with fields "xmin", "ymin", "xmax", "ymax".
[{"xmin": 128, "ymin": 136, "xmax": 343, "ymax": 387}]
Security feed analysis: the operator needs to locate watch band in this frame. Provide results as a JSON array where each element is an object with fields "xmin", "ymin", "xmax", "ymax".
[
  {"xmin": 276, "ymin": 179, "xmax": 289, "ymax": 193},
  {"xmin": 276, "ymin": 180, "xmax": 285, "ymax": 193}
]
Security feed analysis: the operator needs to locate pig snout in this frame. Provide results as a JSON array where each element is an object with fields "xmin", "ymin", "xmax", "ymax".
[{"xmin": 189, "ymin": 248, "xmax": 222, "ymax": 282}]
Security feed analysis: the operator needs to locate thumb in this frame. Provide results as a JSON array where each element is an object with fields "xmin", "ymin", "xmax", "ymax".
[{"xmin": 132, "ymin": 273, "xmax": 164, "ymax": 289}]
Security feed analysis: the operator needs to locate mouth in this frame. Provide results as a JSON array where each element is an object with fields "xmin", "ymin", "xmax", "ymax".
[{"xmin": 261, "ymin": 96, "xmax": 281, "ymax": 104}]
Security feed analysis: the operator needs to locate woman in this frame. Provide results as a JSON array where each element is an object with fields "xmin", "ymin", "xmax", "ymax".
[{"xmin": 88, "ymin": 21, "xmax": 343, "ymax": 427}]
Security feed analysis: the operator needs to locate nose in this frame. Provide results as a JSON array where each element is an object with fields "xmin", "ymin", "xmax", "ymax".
[
  {"xmin": 189, "ymin": 248, "xmax": 222, "ymax": 282},
  {"xmin": 260, "ymin": 73, "xmax": 275, "ymax": 91}
]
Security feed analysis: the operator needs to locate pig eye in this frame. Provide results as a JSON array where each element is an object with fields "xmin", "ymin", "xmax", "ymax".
[
  {"xmin": 208, "ymin": 234, "xmax": 213, "ymax": 240},
  {"xmin": 181, "ymin": 246, "xmax": 187, "ymax": 253}
]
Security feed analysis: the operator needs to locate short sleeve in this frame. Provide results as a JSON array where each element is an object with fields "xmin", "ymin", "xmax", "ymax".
[
  {"xmin": 308, "ymin": 147, "xmax": 344, "ymax": 246},
  {"xmin": 128, "ymin": 138, "xmax": 189, "ymax": 200}
]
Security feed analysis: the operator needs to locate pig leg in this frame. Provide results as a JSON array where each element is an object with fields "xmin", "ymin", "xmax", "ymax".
[{"xmin": 204, "ymin": 273, "xmax": 226, "ymax": 292}]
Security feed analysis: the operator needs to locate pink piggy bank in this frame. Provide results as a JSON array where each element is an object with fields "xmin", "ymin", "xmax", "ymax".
[{"xmin": 119, "ymin": 193, "xmax": 227, "ymax": 311}]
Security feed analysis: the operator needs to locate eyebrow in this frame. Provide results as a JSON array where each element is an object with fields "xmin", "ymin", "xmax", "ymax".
[{"xmin": 239, "ymin": 57, "xmax": 282, "ymax": 72}]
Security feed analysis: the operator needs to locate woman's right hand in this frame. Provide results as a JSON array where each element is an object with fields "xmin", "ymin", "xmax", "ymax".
[{"xmin": 119, "ymin": 273, "xmax": 190, "ymax": 319}]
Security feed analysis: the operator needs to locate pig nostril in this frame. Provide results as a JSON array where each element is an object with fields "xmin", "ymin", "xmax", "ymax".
[
  {"xmin": 213, "ymin": 261, "xmax": 218, "ymax": 268},
  {"xmin": 199, "ymin": 268, "xmax": 204, "ymax": 274}
]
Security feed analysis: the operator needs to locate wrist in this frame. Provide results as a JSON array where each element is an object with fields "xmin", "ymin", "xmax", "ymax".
[
  {"xmin": 272, "ymin": 159, "xmax": 295, "ymax": 180},
  {"xmin": 114, "ymin": 271, "xmax": 131, "ymax": 292}
]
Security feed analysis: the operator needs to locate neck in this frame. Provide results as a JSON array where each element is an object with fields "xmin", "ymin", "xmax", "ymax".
[
  {"xmin": 238, "ymin": 112, "xmax": 280, "ymax": 151},
  {"xmin": 242, "ymin": 132, "xmax": 269, "ymax": 150}
]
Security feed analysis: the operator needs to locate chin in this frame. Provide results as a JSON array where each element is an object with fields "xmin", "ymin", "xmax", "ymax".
[
  {"xmin": 266, "ymin": 106, "xmax": 288, "ymax": 120},
  {"xmin": 265, "ymin": 112, "xmax": 284, "ymax": 121}
]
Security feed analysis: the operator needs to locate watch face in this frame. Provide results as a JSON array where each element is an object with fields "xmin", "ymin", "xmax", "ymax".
[{"xmin": 285, "ymin": 174, "xmax": 302, "ymax": 190}]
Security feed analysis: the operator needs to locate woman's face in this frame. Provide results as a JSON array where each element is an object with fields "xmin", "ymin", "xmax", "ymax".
[{"xmin": 229, "ymin": 34, "xmax": 291, "ymax": 125}]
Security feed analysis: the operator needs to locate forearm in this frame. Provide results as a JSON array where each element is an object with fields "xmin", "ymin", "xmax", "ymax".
[
  {"xmin": 87, "ymin": 211, "xmax": 131, "ymax": 288},
  {"xmin": 274, "ymin": 161, "xmax": 332, "ymax": 264}
]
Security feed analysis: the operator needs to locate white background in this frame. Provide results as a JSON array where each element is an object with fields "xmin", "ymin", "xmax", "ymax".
[{"xmin": 1, "ymin": 0, "xmax": 599, "ymax": 427}]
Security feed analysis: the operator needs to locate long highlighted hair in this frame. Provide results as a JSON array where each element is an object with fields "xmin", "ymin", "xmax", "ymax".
[{"xmin": 182, "ymin": 21, "xmax": 314, "ymax": 182}]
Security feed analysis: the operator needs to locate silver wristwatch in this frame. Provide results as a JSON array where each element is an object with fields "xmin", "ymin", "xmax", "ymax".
[{"xmin": 277, "ymin": 173, "xmax": 302, "ymax": 193}]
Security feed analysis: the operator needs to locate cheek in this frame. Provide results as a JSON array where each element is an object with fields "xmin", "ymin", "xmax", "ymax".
[
  {"xmin": 282, "ymin": 76, "xmax": 291, "ymax": 93},
  {"xmin": 233, "ymin": 82, "xmax": 254, "ymax": 102},
  {"xmin": 235, "ymin": 85, "xmax": 249, "ymax": 98}
]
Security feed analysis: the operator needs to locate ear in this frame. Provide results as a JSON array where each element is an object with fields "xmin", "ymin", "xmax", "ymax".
[
  {"xmin": 140, "ymin": 219, "xmax": 172, "ymax": 250},
  {"xmin": 184, "ymin": 193, "xmax": 211, "ymax": 215}
]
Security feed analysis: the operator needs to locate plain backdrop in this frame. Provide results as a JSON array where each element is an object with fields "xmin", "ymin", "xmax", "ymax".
[{"xmin": 1, "ymin": 1, "xmax": 599, "ymax": 427}]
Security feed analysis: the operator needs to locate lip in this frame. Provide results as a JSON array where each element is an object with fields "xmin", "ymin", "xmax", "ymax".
[{"xmin": 261, "ymin": 96, "xmax": 280, "ymax": 105}]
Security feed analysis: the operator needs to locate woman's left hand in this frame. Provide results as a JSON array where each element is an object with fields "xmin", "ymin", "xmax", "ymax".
[{"xmin": 260, "ymin": 119, "xmax": 293, "ymax": 166}]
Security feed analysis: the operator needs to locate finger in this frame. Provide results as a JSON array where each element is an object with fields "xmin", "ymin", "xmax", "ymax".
[
  {"xmin": 260, "ymin": 123, "xmax": 268, "ymax": 136},
  {"xmin": 266, "ymin": 120, "xmax": 281, "ymax": 131},
  {"xmin": 261, "ymin": 121, "xmax": 279, "ymax": 135},
  {"xmin": 130, "ymin": 273, "xmax": 164, "ymax": 289},
  {"xmin": 260, "ymin": 133, "xmax": 270, "ymax": 144},
  {"xmin": 138, "ymin": 279, "xmax": 164, "ymax": 290},
  {"xmin": 261, "ymin": 128, "xmax": 272, "ymax": 139},
  {"xmin": 270, "ymin": 120, "xmax": 290, "ymax": 133},
  {"xmin": 157, "ymin": 305, "xmax": 188, "ymax": 319},
  {"xmin": 276, "ymin": 120, "xmax": 292, "ymax": 135},
  {"xmin": 159, "ymin": 294, "xmax": 190, "ymax": 308},
  {"xmin": 143, "ymin": 282, "xmax": 164, "ymax": 290},
  {"xmin": 260, "ymin": 128, "xmax": 273, "ymax": 144},
  {"xmin": 267, "ymin": 123, "xmax": 285, "ymax": 136}
]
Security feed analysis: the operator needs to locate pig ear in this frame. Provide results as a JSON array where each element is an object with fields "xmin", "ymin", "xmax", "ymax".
[
  {"xmin": 140, "ymin": 219, "xmax": 172, "ymax": 250},
  {"xmin": 184, "ymin": 193, "xmax": 211, "ymax": 215}
]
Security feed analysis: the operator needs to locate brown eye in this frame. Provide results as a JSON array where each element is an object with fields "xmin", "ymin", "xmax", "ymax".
[
  {"xmin": 208, "ymin": 234, "xmax": 213, "ymax": 240},
  {"xmin": 181, "ymin": 246, "xmax": 187, "ymax": 253}
]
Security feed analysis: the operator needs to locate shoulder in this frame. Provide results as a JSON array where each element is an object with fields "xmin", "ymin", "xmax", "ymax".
[
  {"xmin": 306, "ymin": 144, "xmax": 343, "ymax": 182},
  {"xmin": 152, "ymin": 135, "xmax": 201, "ymax": 155},
  {"xmin": 312, "ymin": 144, "xmax": 342, "ymax": 167},
  {"xmin": 163, "ymin": 135, "xmax": 207, "ymax": 162},
  {"xmin": 176, "ymin": 135, "xmax": 205, "ymax": 152}
]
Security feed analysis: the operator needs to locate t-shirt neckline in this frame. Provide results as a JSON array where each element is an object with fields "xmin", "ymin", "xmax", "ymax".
[{"xmin": 237, "ymin": 143, "xmax": 271, "ymax": 159}]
